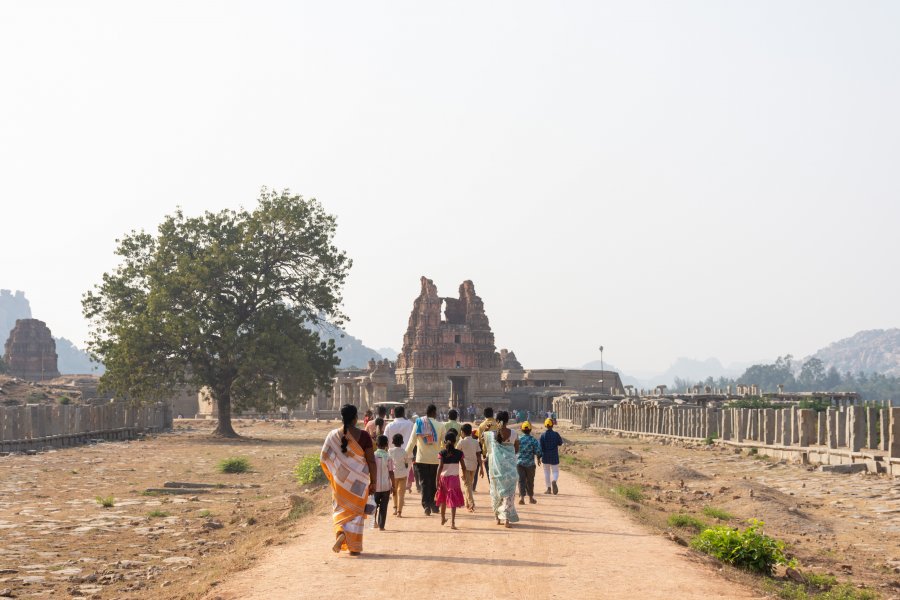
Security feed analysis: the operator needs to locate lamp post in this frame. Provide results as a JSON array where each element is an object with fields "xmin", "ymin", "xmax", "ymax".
[{"xmin": 598, "ymin": 345, "xmax": 604, "ymax": 395}]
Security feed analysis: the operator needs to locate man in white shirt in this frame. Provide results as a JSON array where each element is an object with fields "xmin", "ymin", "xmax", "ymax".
[{"xmin": 384, "ymin": 405, "xmax": 414, "ymax": 448}]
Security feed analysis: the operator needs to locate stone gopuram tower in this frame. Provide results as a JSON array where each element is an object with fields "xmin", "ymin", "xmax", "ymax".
[
  {"xmin": 395, "ymin": 277, "xmax": 507, "ymax": 415},
  {"xmin": 3, "ymin": 319, "xmax": 60, "ymax": 382}
]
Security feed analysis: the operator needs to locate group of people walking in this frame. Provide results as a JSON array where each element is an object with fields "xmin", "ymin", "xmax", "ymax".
[{"xmin": 319, "ymin": 403, "xmax": 564, "ymax": 555}]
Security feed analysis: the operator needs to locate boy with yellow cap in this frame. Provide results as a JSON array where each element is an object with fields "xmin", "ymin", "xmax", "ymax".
[
  {"xmin": 516, "ymin": 421, "xmax": 542, "ymax": 505},
  {"xmin": 539, "ymin": 418, "xmax": 564, "ymax": 494}
]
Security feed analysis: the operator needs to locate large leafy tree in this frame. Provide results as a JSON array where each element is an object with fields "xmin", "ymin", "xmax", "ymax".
[{"xmin": 83, "ymin": 189, "xmax": 351, "ymax": 437}]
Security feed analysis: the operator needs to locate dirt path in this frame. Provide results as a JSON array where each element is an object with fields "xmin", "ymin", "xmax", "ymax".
[{"xmin": 208, "ymin": 472, "xmax": 758, "ymax": 599}]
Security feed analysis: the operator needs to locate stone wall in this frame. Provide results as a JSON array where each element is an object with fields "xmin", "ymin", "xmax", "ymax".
[
  {"xmin": 553, "ymin": 396, "xmax": 900, "ymax": 476},
  {"xmin": 0, "ymin": 402, "xmax": 172, "ymax": 452}
]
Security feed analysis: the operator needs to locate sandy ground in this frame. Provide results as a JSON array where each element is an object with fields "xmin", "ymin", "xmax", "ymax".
[
  {"xmin": 557, "ymin": 426, "xmax": 900, "ymax": 598},
  {"xmin": 208, "ymin": 467, "xmax": 758, "ymax": 600},
  {"xmin": 5, "ymin": 418, "xmax": 896, "ymax": 599},
  {"xmin": 0, "ymin": 419, "xmax": 327, "ymax": 599}
]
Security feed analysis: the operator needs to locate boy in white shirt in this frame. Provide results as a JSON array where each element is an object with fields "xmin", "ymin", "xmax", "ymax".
[
  {"xmin": 373, "ymin": 435, "xmax": 395, "ymax": 530},
  {"xmin": 388, "ymin": 433, "xmax": 409, "ymax": 517},
  {"xmin": 456, "ymin": 423, "xmax": 483, "ymax": 512}
]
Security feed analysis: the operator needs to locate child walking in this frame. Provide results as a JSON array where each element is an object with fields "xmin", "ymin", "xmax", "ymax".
[
  {"xmin": 456, "ymin": 423, "xmax": 482, "ymax": 512},
  {"xmin": 388, "ymin": 433, "xmax": 409, "ymax": 517},
  {"xmin": 434, "ymin": 430, "xmax": 466, "ymax": 529},
  {"xmin": 373, "ymin": 435, "xmax": 395, "ymax": 530}
]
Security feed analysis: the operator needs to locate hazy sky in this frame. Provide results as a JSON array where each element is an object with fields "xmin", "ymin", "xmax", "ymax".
[{"xmin": 1, "ymin": 2, "xmax": 898, "ymax": 375}]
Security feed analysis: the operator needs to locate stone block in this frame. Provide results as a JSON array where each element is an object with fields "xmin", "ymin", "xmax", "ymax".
[
  {"xmin": 763, "ymin": 409, "xmax": 776, "ymax": 445},
  {"xmin": 848, "ymin": 406, "xmax": 865, "ymax": 453},
  {"xmin": 889, "ymin": 408, "xmax": 900, "ymax": 459},
  {"xmin": 865, "ymin": 407, "xmax": 878, "ymax": 450},
  {"xmin": 798, "ymin": 409, "xmax": 816, "ymax": 447},
  {"xmin": 819, "ymin": 463, "xmax": 868, "ymax": 474}
]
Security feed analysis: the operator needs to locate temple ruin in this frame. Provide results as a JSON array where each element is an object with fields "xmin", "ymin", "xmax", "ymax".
[
  {"xmin": 3, "ymin": 319, "xmax": 60, "ymax": 382},
  {"xmin": 393, "ymin": 278, "xmax": 506, "ymax": 414}
]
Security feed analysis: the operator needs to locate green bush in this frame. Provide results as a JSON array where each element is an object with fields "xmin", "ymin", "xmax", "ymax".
[
  {"xmin": 667, "ymin": 513, "xmax": 707, "ymax": 532},
  {"xmin": 95, "ymin": 495, "xmax": 115, "ymax": 508},
  {"xmin": 613, "ymin": 484, "xmax": 643, "ymax": 503},
  {"xmin": 294, "ymin": 455, "xmax": 326, "ymax": 485},
  {"xmin": 58, "ymin": 396, "xmax": 71, "ymax": 405},
  {"xmin": 147, "ymin": 509, "xmax": 169, "ymax": 519},
  {"xmin": 690, "ymin": 519, "xmax": 793, "ymax": 574},
  {"xmin": 776, "ymin": 581, "xmax": 877, "ymax": 600},
  {"xmin": 217, "ymin": 457, "xmax": 251, "ymax": 474},
  {"xmin": 702, "ymin": 506, "xmax": 734, "ymax": 521}
]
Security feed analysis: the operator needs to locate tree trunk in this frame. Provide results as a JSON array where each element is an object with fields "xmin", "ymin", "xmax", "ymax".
[{"xmin": 213, "ymin": 389, "xmax": 239, "ymax": 438}]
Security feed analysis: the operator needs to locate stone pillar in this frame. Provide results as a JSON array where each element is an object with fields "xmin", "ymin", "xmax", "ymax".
[
  {"xmin": 734, "ymin": 410, "xmax": 744, "ymax": 443},
  {"xmin": 837, "ymin": 408, "xmax": 847, "ymax": 447},
  {"xmin": 779, "ymin": 410, "xmax": 791, "ymax": 446},
  {"xmin": 790, "ymin": 406, "xmax": 799, "ymax": 445},
  {"xmin": 817, "ymin": 411, "xmax": 826, "ymax": 446},
  {"xmin": 774, "ymin": 410, "xmax": 782, "ymax": 444},
  {"xmin": 889, "ymin": 408, "xmax": 900, "ymax": 458},
  {"xmin": 763, "ymin": 409, "xmax": 775, "ymax": 445},
  {"xmin": 798, "ymin": 409, "xmax": 816, "ymax": 447},
  {"xmin": 748, "ymin": 409, "xmax": 759, "ymax": 441},
  {"xmin": 848, "ymin": 406, "xmax": 865, "ymax": 453},
  {"xmin": 881, "ymin": 409, "xmax": 891, "ymax": 452},
  {"xmin": 866, "ymin": 407, "xmax": 878, "ymax": 450},
  {"xmin": 706, "ymin": 408, "xmax": 718, "ymax": 439},
  {"xmin": 826, "ymin": 408, "xmax": 838, "ymax": 449}
]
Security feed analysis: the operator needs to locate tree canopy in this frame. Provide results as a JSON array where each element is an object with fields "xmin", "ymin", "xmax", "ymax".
[{"xmin": 83, "ymin": 189, "xmax": 351, "ymax": 436}]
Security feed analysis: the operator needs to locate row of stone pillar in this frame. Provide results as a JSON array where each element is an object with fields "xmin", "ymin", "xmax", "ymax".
[
  {"xmin": 551, "ymin": 396, "xmax": 900, "ymax": 458},
  {"xmin": 719, "ymin": 405, "xmax": 899, "ymax": 454},
  {"xmin": 590, "ymin": 405, "xmax": 717, "ymax": 439}
]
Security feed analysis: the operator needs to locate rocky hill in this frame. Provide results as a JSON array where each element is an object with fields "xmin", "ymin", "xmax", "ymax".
[
  {"xmin": 308, "ymin": 323, "xmax": 387, "ymax": 369},
  {"xmin": 808, "ymin": 329, "xmax": 900, "ymax": 377},
  {"xmin": 0, "ymin": 289, "xmax": 32, "ymax": 342}
]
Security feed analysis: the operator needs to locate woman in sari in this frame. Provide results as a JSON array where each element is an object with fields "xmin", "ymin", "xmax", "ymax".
[
  {"xmin": 485, "ymin": 410, "xmax": 520, "ymax": 528},
  {"xmin": 320, "ymin": 404, "xmax": 376, "ymax": 555}
]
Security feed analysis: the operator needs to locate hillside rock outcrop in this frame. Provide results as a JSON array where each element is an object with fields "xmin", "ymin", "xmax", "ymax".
[{"xmin": 810, "ymin": 329, "xmax": 900, "ymax": 377}]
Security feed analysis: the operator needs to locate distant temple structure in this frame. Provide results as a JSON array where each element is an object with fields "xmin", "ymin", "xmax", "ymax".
[
  {"xmin": 393, "ymin": 278, "xmax": 506, "ymax": 414},
  {"xmin": 3, "ymin": 319, "xmax": 60, "ymax": 382}
]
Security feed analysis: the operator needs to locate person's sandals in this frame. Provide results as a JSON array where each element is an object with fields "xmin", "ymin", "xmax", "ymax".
[
  {"xmin": 518, "ymin": 497, "xmax": 525, "ymax": 505},
  {"xmin": 332, "ymin": 532, "xmax": 346, "ymax": 553},
  {"xmin": 529, "ymin": 497, "xmax": 537, "ymax": 504},
  {"xmin": 504, "ymin": 520, "xmax": 511, "ymax": 528},
  {"xmin": 552, "ymin": 481, "xmax": 558, "ymax": 495},
  {"xmin": 545, "ymin": 487, "xmax": 552, "ymax": 494}
]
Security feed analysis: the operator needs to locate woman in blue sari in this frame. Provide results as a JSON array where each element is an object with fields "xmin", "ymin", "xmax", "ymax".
[{"xmin": 485, "ymin": 410, "xmax": 520, "ymax": 527}]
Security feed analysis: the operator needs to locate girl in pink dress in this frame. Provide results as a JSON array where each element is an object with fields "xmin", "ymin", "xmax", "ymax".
[{"xmin": 434, "ymin": 431, "xmax": 467, "ymax": 529}]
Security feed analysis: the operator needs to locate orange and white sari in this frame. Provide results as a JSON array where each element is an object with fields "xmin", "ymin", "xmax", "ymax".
[{"xmin": 320, "ymin": 429, "xmax": 370, "ymax": 553}]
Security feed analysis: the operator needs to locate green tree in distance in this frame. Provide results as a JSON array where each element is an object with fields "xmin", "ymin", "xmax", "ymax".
[
  {"xmin": 82, "ymin": 189, "xmax": 351, "ymax": 437},
  {"xmin": 798, "ymin": 357, "xmax": 825, "ymax": 388}
]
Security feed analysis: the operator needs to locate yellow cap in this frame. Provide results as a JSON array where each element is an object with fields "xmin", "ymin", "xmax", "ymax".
[
  {"xmin": 544, "ymin": 418, "xmax": 554, "ymax": 427},
  {"xmin": 520, "ymin": 421, "xmax": 531, "ymax": 430}
]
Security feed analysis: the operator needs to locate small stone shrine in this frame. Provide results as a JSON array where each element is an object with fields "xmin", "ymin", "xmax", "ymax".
[{"xmin": 3, "ymin": 319, "xmax": 60, "ymax": 381}]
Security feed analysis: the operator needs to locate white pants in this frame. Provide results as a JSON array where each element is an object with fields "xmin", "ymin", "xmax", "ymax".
[{"xmin": 542, "ymin": 463, "xmax": 559, "ymax": 487}]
